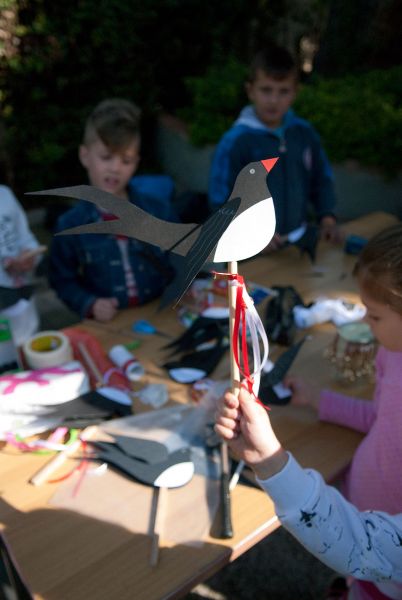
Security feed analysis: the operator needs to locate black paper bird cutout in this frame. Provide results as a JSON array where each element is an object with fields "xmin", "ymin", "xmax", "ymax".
[
  {"xmin": 91, "ymin": 442, "xmax": 193, "ymax": 487},
  {"xmin": 164, "ymin": 316, "xmax": 229, "ymax": 354},
  {"xmin": 259, "ymin": 336, "xmax": 306, "ymax": 406},
  {"xmin": 163, "ymin": 315, "xmax": 229, "ymax": 382},
  {"xmin": 28, "ymin": 158, "xmax": 278, "ymax": 307}
]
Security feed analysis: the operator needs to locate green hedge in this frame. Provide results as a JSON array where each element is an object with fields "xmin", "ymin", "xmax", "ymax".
[
  {"xmin": 182, "ymin": 61, "xmax": 402, "ymax": 177},
  {"xmin": 294, "ymin": 67, "xmax": 402, "ymax": 177}
]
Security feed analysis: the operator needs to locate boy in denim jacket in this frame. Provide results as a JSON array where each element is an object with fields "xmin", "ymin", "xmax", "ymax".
[{"xmin": 50, "ymin": 98, "xmax": 176, "ymax": 321}]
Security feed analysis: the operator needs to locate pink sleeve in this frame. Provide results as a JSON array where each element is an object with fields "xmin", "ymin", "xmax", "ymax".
[
  {"xmin": 318, "ymin": 347, "xmax": 384, "ymax": 433},
  {"xmin": 319, "ymin": 390, "xmax": 376, "ymax": 433}
]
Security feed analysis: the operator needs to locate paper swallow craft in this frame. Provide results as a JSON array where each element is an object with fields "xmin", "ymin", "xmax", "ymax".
[{"xmin": 28, "ymin": 158, "xmax": 278, "ymax": 307}]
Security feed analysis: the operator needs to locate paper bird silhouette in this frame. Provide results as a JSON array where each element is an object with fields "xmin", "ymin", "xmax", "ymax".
[{"xmin": 28, "ymin": 158, "xmax": 278, "ymax": 307}]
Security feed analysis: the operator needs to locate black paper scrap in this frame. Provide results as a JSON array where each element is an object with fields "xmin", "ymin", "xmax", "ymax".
[
  {"xmin": 51, "ymin": 389, "xmax": 131, "ymax": 428},
  {"xmin": 165, "ymin": 340, "xmax": 228, "ymax": 382},
  {"xmin": 112, "ymin": 435, "xmax": 169, "ymax": 464},
  {"xmin": 92, "ymin": 442, "xmax": 192, "ymax": 486},
  {"xmin": 165, "ymin": 316, "xmax": 228, "ymax": 354},
  {"xmin": 259, "ymin": 337, "xmax": 306, "ymax": 406}
]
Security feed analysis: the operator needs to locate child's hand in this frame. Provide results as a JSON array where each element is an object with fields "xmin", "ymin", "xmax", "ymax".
[
  {"xmin": 214, "ymin": 387, "xmax": 288, "ymax": 480},
  {"xmin": 283, "ymin": 375, "xmax": 320, "ymax": 410},
  {"xmin": 3, "ymin": 251, "xmax": 36, "ymax": 275},
  {"xmin": 92, "ymin": 297, "xmax": 118, "ymax": 322},
  {"xmin": 319, "ymin": 216, "xmax": 343, "ymax": 244}
]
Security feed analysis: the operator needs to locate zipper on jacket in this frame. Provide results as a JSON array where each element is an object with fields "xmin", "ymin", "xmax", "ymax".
[{"xmin": 279, "ymin": 137, "xmax": 287, "ymax": 153}]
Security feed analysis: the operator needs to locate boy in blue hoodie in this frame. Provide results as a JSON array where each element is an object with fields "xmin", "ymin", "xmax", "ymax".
[{"xmin": 208, "ymin": 46, "xmax": 340, "ymax": 250}]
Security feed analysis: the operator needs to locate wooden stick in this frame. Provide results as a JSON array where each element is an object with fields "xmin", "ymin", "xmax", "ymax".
[
  {"xmin": 228, "ymin": 261, "xmax": 241, "ymax": 394},
  {"xmin": 217, "ymin": 260, "xmax": 239, "ymax": 539},
  {"xmin": 29, "ymin": 425, "xmax": 97, "ymax": 486},
  {"xmin": 149, "ymin": 486, "xmax": 167, "ymax": 567}
]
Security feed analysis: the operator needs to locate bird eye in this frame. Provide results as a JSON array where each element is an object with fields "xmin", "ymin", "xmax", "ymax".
[{"xmin": 250, "ymin": 168, "xmax": 255, "ymax": 174}]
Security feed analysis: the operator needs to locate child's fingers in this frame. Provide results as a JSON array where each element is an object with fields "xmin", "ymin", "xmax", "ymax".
[
  {"xmin": 216, "ymin": 414, "xmax": 238, "ymax": 431},
  {"xmin": 222, "ymin": 391, "xmax": 239, "ymax": 409},
  {"xmin": 218, "ymin": 404, "xmax": 239, "ymax": 420},
  {"xmin": 214, "ymin": 423, "xmax": 238, "ymax": 440}
]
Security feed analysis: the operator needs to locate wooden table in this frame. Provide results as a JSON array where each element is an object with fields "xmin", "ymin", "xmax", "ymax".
[{"xmin": 0, "ymin": 211, "xmax": 397, "ymax": 600}]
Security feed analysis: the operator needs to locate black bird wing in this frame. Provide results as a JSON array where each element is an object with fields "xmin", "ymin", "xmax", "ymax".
[
  {"xmin": 160, "ymin": 197, "xmax": 241, "ymax": 308},
  {"xmin": 27, "ymin": 185, "xmax": 198, "ymax": 254}
]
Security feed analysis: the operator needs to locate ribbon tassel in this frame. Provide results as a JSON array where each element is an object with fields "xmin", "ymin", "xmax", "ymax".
[{"xmin": 214, "ymin": 272, "xmax": 269, "ymax": 401}]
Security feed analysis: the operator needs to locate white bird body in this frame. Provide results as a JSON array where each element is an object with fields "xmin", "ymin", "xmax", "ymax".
[{"xmin": 213, "ymin": 196, "xmax": 276, "ymax": 262}]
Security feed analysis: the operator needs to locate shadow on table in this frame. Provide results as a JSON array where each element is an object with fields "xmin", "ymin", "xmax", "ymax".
[{"xmin": 0, "ymin": 497, "xmax": 230, "ymax": 600}]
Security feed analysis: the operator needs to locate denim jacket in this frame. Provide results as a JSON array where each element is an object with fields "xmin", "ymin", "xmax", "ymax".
[{"xmin": 49, "ymin": 182, "xmax": 176, "ymax": 317}]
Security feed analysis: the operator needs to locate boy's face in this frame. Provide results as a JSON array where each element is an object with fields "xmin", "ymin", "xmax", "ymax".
[
  {"xmin": 246, "ymin": 69, "xmax": 298, "ymax": 129},
  {"xmin": 79, "ymin": 136, "xmax": 140, "ymax": 199},
  {"xmin": 360, "ymin": 287, "xmax": 402, "ymax": 352}
]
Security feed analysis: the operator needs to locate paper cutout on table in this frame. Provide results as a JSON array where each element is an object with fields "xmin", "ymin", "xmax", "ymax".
[
  {"xmin": 259, "ymin": 337, "xmax": 306, "ymax": 406},
  {"xmin": 165, "ymin": 315, "xmax": 228, "ymax": 353},
  {"xmin": 201, "ymin": 306, "xmax": 230, "ymax": 319},
  {"xmin": 112, "ymin": 435, "xmax": 169, "ymax": 464},
  {"xmin": 164, "ymin": 315, "xmax": 229, "ymax": 382},
  {"xmin": 92, "ymin": 441, "xmax": 193, "ymax": 487},
  {"xmin": 165, "ymin": 342, "xmax": 228, "ymax": 383},
  {"xmin": 28, "ymin": 158, "xmax": 277, "ymax": 306}
]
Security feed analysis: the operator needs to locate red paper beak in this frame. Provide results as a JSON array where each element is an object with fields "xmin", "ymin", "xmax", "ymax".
[{"xmin": 261, "ymin": 157, "xmax": 279, "ymax": 173}]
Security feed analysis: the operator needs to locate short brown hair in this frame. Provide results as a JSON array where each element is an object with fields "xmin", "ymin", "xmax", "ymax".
[
  {"xmin": 353, "ymin": 224, "xmax": 402, "ymax": 314},
  {"xmin": 83, "ymin": 98, "xmax": 141, "ymax": 151},
  {"xmin": 248, "ymin": 45, "xmax": 299, "ymax": 83}
]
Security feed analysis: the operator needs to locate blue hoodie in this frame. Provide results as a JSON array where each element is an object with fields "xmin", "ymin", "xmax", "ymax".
[{"xmin": 208, "ymin": 106, "xmax": 336, "ymax": 235}]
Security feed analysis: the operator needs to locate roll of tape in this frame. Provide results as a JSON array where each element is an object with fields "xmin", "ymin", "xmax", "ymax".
[
  {"xmin": 108, "ymin": 344, "xmax": 144, "ymax": 381},
  {"xmin": 23, "ymin": 330, "xmax": 73, "ymax": 369}
]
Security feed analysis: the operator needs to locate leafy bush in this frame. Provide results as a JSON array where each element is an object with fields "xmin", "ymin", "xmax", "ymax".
[
  {"xmin": 178, "ymin": 58, "xmax": 248, "ymax": 146},
  {"xmin": 182, "ymin": 62, "xmax": 402, "ymax": 177},
  {"xmin": 0, "ymin": 0, "xmax": 264, "ymax": 195},
  {"xmin": 294, "ymin": 66, "xmax": 402, "ymax": 177}
]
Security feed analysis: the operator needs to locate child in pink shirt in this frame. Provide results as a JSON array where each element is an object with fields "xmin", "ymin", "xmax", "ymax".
[{"xmin": 286, "ymin": 224, "xmax": 402, "ymax": 599}]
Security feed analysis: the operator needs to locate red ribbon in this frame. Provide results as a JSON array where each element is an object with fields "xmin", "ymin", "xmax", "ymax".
[
  {"xmin": 213, "ymin": 272, "xmax": 254, "ymax": 393},
  {"xmin": 213, "ymin": 270, "xmax": 267, "ymax": 409}
]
